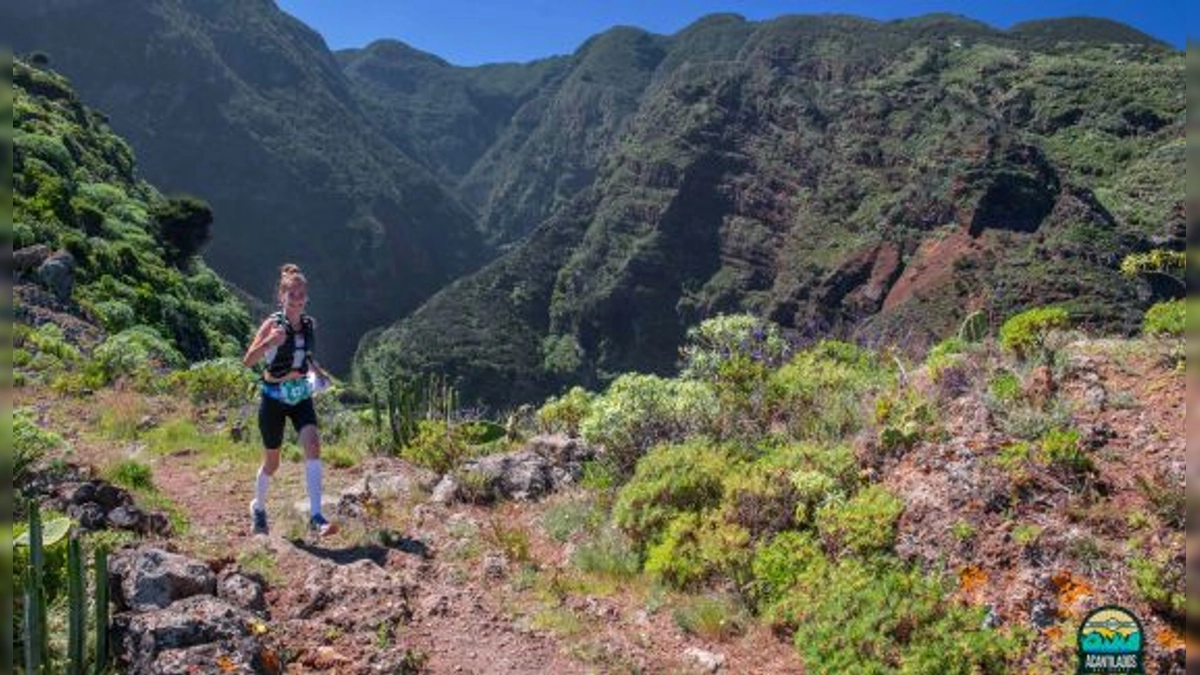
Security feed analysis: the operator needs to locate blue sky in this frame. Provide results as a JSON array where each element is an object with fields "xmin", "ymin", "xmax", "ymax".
[{"xmin": 277, "ymin": 0, "xmax": 1192, "ymax": 65}]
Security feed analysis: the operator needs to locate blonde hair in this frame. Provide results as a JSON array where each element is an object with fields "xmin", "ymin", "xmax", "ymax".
[{"xmin": 277, "ymin": 263, "xmax": 307, "ymax": 298}]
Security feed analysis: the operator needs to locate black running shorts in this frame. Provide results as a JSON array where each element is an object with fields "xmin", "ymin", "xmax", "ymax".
[{"xmin": 258, "ymin": 394, "xmax": 318, "ymax": 449}]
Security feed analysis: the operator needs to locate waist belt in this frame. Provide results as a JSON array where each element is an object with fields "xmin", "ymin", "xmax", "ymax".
[{"xmin": 261, "ymin": 378, "xmax": 312, "ymax": 405}]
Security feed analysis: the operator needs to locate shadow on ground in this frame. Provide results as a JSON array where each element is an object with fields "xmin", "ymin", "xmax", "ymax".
[{"xmin": 287, "ymin": 529, "xmax": 430, "ymax": 564}]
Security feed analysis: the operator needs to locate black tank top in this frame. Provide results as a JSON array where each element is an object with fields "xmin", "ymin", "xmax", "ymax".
[{"xmin": 263, "ymin": 312, "xmax": 315, "ymax": 379}]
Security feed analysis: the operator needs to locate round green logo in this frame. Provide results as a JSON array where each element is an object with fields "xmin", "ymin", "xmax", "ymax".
[{"xmin": 1077, "ymin": 605, "xmax": 1144, "ymax": 674}]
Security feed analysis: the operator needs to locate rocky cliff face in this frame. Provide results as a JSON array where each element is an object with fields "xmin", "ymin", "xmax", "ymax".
[{"xmin": 357, "ymin": 15, "xmax": 1183, "ymax": 405}]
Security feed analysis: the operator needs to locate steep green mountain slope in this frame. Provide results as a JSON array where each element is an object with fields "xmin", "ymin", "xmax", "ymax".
[
  {"xmin": 13, "ymin": 59, "xmax": 250, "ymax": 360},
  {"xmin": 358, "ymin": 14, "xmax": 1183, "ymax": 407},
  {"xmin": 2, "ymin": 0, "xmax": 487, "ymax": 371},
  {"xmin": 336, "ymin": 40, "xmax": 569, "ymax": 194}
]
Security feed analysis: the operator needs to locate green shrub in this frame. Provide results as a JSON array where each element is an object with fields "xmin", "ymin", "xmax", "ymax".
[
  {"xmin": 541, "ymin": 334, "xmax": 583, "ymax": 376},
  {"xmin": 874, "ymin": 390, "xmax": 937, "ymax": 455},
  {"xmin": 750, "ymin": 530, "xmax": 825, "ymax": 624},
  {"xmin": 536, "ymin": 386, "xmax": 594, "ymax": 435},
  {"xmin": 987, "ymin": 370, "xmax": 1022, "ymax": 404},
  {"xmin": 926, "ymin": 336, "xmax": 967, "ymax": 368},
  {"xmin": 104, "ymin": 460, "xmax": 154, "ymax": 491},
  {"xmin": 644, "ymin": 511, "xmax": 751, "ymax": 588},
  {"xmin": 679, "ymin": 314, "xmax": 790, "ymax": 381},
  {"xmin": 719, "ymin": 456, "xmax": 802, "ymax": 538},
  {"xmin": 815, "ymin": 485, "xmax": 904, "ymax": 556},
  {"xmin": 14, "ymin": 348, "xmax": 33, "ymax": 368},
  {"xmin": 579, "ymin": 460, "xmax": 620, "ymax": 491},
  {"xmin": 15, "ymin": 408, "xmax": 62, "ymax": 482},
  {"xmin": 322, "ymin": 445, "xmax": 359, "ymax": 469},
  {"xmin": 993, "ymin": 441, "xmax": 1034, "ymax": 478},
  {"xmin": 580, "ymin": 374, "xmax": 718, "ymax": 474},
  {"xmin": 789, "ymin": 557, "xmax": 1026, "ymax": 674},
  {"xmin": 677, "ymin": 315, "xmax": 793, "ymax": 437},
  {"xmin": 171, "ymin": 357, "xmax": 256, "ymax": 405},
  {"xmin": 1129, "ymin": 555, "xmax": 1184, "ymax": 621},
  {"xmin": 790, "ymin": 469, "xmax": 839, "ymax": 526},
  {"xmin": 90, "ymin": 326, "xmax": 185, "ymax": 385},
  {"xmin": 1142, "ymin": 299, "xmax": 1184, "ymax": 337},
  {"xmin": 402, "ymin": 419, "xmax": 482, "ymax": 475},
  {"xmin": 26, "ymin": 323, "xmax": 81, "ymax": 364},
  {"xmin": 613, "ymin": 440, "xmax": 738, "ymax": 547},
  {"xmin": 1038, "ymin": 427, "xmax": 1092, "ymax": 475},
  {"xmin": 768, "ymin": 341, "xmax": 894, "ymax": 442},
  {"xmin": 998, "ymin": 306, "xmax": 1070, "ymax": 358},
  {"xmin": 571, "ymin": 528, "xmax": 641, "ymax": 578},
  {"xmin": 1012, "ymin": 524, "xmax": 1042, "ymax": 546},
  {"xmin": 543, "ymin": 497, "xmax": 605, "ymax": 542},
  {"xmin": 671, "ymin": 593, "xmax": 748, "ymax": 641},
  {"xmin": 90, "ymin": 300, "xmax": 138, "ymax": 333}
]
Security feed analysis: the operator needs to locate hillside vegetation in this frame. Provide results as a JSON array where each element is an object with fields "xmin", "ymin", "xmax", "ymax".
[
  {"xmin": 4, "ymin": 8, "xmax": 1184, "ymax": 386},
  {"xmin": 3, "ymin": 0, "xmax": 488, "ymax": 371},
  {"xmin": 14, "ymin": 303, "xmax": 1186, "ymax": 672},
  {"xmin": 355, "ymin": 15, "xmax": 1184, "ymax": 407},
  {"xmin": 13, "ymin": 59, "xmax": 250, "ymax": 386}
]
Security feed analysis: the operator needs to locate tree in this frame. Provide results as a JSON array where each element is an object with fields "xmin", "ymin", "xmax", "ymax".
[{"xmin": 152, "ymin": 195, "xmax": 213, "ymax": 268}]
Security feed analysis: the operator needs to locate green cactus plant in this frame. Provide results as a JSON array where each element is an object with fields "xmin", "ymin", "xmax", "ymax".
[
  {"xmin": 16, "ymin": 503, "xmax": 111, "ymax": 674},
  {"xmin": 67, "ymin": 534, "xmax": 85, "ymax": 674},
  {"xmin": 94, "ymin": 547, "xmax": 110, "ymax": 674}
]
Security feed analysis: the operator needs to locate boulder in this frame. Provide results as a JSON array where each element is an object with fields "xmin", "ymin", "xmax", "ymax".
[
  {"xmin": 14, "ymin": 244, "xmax": 52, "ymax": 274},
  {"xmin": 112, "ymin": 595, "xmax": 269, "ymax": 674},
  {"xmin": 36, "ymin": 250, "xmax": 76, "ymax": 302},
  {"xmin": 110, "ymin": 548, "xmax": 217, "ymax": 612}
]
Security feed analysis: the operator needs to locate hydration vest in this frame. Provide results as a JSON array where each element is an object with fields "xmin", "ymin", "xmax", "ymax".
[{"xmin": 263, "ymin": 311, "xmax": 315, "ymax": 379}]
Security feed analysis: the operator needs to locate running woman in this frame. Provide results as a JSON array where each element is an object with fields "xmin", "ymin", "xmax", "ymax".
[{"xmin": 242, "ymin": 263, "xmax": 337, "ymax": 537}]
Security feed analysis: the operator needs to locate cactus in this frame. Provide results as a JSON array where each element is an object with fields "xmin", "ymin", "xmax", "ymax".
[
  {"xmin": 17, "ymin": 503, "xmax": 111, "ymax": 674},
  {"xmin": 67, "ymin": 534, "xmax": 85, "ymax": 674},
  {"xmin": 94, "ymin": 547, "xmax": 110, "ymax": 674},
  {"xmin": 379, "ymin": 372, "xmax": 462, "ymax": 452},
  {"xmin": 23, "ymin": 504, "xmax": 48, "ymax": 673}
]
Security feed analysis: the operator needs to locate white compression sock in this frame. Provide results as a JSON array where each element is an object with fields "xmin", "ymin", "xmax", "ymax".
[
  {"xmin": 254, "ymin": 466, "xmax": 270, "ymax": 512},
  {"xmin": 305, "ymin": 459, "xmax": 323, "ymax": 518}
]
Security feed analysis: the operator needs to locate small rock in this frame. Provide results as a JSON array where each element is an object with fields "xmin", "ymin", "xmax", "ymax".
[
  {"xmin": 94, "ymin": 483, "xmax": 130, "ymax": 510},
  {"xmin": 307, "ymin": 646, "xmax": 352, "ymax": 669},
  {"xmin": 482, "ymin": 553, "xmax": 507, "ymax": 580},
  {"xmin": 684, "ymin": 646, "xmax": 726, "ymax": 673},
  {"xmin": 106, "ymin": 504, "xmax": 144, "ymax": 531},
  {"xmin": 218, "ymin": 571, "xmax": 267, "ymax": 614},
  {"xmin": 1082, "ymin": 384, "xmax": 1107, "ymax": 411},
  {"xmin": 1029, "ymin": 600, "xmax": 1057, "ymax": 629},
  {"xmin": 431, "ymin": 476, "xmax": 459, "ymax": 504},
  {"xmin": 421, "ymin": 594, "xmax": 450, "ymax": 618},
  {"xmin": 68, "ymin": 502, "xmax": 107, "ymax": 530}
]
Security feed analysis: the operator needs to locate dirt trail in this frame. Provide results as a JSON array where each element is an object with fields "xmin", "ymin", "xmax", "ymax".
[{"xmin": 33, "ymin": 390, "xmax": 801, "ymax": 674}]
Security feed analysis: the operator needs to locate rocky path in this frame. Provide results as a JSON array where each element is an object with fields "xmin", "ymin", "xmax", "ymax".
[{"xmin": 32, "ymin": 391, "xmax": 801, "ymax": 674}]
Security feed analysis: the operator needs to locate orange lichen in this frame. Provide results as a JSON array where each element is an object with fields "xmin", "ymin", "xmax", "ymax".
[
  {"xmin": 959, "ymin": 565, "xmax": 988, "ymax": 595},
  {"xmin": 1155, "ymin": 627, "xmax": 1185, "ymax": 651},
  {"xmin": 1050, "ymin": 570, "xmax": 1093, "ymax": 617}
]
